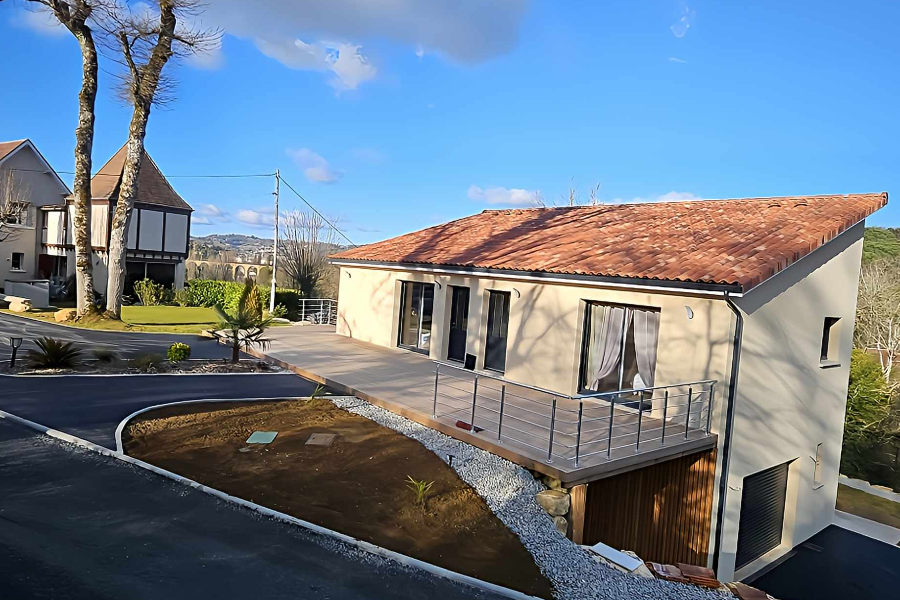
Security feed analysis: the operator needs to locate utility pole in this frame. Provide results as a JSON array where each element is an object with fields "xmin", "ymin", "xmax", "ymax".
[{"xmin": 269, "ymin": 169, "xmax": 280, "ymax": 313}]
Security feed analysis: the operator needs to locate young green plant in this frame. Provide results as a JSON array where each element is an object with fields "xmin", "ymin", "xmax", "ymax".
[{"xmin": 405, "ymin": 475, "xmax": 435, "ymax": 509}]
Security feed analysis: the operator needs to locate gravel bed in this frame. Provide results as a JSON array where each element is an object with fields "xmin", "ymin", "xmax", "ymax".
[{"xmin": 331, "ymin": 396, "xmax": 732, "ymax": 600}]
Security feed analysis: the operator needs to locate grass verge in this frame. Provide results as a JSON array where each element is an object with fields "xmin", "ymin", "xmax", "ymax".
[
  {"xmin": 837, "ymin": 483, "xmax": 900, "ymax": 529},
  {"xmin": 0, "ymin": 305, "xmax": 220, "ymax": 334}
]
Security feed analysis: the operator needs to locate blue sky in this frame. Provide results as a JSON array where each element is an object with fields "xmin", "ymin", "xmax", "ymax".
[{"xmin": 2, "ymin": 0, "xmax": 898, "ymax": 244}]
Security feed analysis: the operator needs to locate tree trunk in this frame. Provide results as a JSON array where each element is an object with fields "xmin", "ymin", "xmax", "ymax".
[
  {"xmin": 232, "ymin": 340, "xmax": 240, "ymax": 363},
  {"xmin": 71, "ymin": 24, "xmax": 98, "ymax": 317},
  {"xmin": 105, "ymin": 104, "xmax": 149, "ymax": 319}
]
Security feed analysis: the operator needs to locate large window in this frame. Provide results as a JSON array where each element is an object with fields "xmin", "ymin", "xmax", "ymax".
[
  {"xmin": 580, "ymin": 302, "xmax": 660, "ymax": 393},
  {"xmin": 398, "ymin": 281, "xmax": 434, "ymax": 353}
]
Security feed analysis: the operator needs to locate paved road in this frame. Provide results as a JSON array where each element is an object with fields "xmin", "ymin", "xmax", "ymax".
[
  {"xmin": 0, "ymin": 373, "xmax": 319, "ymax": 449},
  {"xmin": 750, "ymin": 525, "xmax": 900, "ymax": 600},
  {"xmin": 0, "ymin": 311, "xmax": 233, "ymax": 360},
  {"xmin": 0, "ymin": 419, "xmax": 503, "ymax": 600}
]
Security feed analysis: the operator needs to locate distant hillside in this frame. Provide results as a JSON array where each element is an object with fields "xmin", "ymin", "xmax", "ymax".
[
  {"xmin": 191, "ymin": 233, "xmax": 273, "ymax": 251},
  {"xmin": 863, "ymin": 227, "xmax": 900, "ymax": 263}
]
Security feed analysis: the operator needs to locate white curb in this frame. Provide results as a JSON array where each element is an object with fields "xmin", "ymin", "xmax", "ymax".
[
  {"xmin": 0, "ymin": 404, "xmax": 544, "ymax": 600},
  {"xmin": 1, "ymin": 371, "xmax": 291, "ymax": 379}
]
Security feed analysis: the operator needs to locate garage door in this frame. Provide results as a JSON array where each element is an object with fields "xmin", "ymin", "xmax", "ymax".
[{"xmin": 735, "ymin": 462, "xmax": 789, "ymax": 570}]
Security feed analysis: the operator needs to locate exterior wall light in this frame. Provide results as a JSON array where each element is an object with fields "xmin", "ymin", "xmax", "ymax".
[{"xmin": 685, "ymin": 305, "xmax": 694, "ymax": 320}]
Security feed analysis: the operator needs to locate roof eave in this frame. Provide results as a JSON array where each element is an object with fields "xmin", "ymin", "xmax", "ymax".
[{"xmin": 328, "ymin": 258, "xmax": 745, "ymax": 297}]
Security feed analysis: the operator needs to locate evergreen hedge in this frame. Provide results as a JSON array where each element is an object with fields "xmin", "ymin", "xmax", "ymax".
[{"xmin": 184, "ymin": 280, "xmax": 303, "ymax": 316}]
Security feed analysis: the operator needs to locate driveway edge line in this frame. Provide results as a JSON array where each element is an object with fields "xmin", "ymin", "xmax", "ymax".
[
  {"xmin": 0, "ymin": 372, "xmax": 292, "ymax": 379},
  {"xmin": 0, "ymin": 406, "xmax": 543, "ymax": 600}
]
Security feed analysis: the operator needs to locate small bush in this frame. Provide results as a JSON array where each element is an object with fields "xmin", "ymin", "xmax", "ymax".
[
  {"xmin": 134, "ymin": 278, "xmax": 167, "ymax": 306},
  {"xmin": 92, "ymin": 348, "xmax": 118, "ymax": 363},
  {"xmin": 405, "ymin": 476, "xmax": 435, "ymax": 509},
  {"xmin": 28, "ymin": 337, "xmax": 81, "ymax": 368},
  {"xmin": 173, "ymin": 287, "xmax": 193, "ymax": 307},
  {"xmin": 269, "ymin": 303, "xmax": 288, "ymax": 319},
  {"xmin": 185, "ymin": 280, "xmax": 304, "ymax": 318},
  {"xmin": 167, "ymin": 342, "xmax": 191, "ymax": 362},
  {"xmin": 130, "ymin": 353, "xmax": 165, "ymax": 372}
]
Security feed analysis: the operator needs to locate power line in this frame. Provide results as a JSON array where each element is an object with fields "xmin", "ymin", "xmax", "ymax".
[
  {"xmin": 8, "ymin": 167, "xmax": 275, "ymax": 179},
  {"xmin": 279, "ymin": 176, "xmax": 356, "ymax": 246}
]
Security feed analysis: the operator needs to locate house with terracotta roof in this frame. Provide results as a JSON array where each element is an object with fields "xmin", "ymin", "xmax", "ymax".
[
  {"xmin": 0, "ymin": 139, "xmax": 70, "ymax": 305},
  {"xmin": 41, "ymin": 144, "xmax": 193, "ymax": 296},
  {"xmin": 330, "ymin": 193, "xmax": 887, "ymax": 582}
]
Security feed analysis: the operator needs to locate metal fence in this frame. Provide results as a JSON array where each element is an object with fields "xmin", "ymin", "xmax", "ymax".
[
  {"xmin": 432, "ymin": 361, "xmax": 716, "ymax": 469},
  {"xmin": 298, "ymin": 299, "xmax": 337, "ymax": 325}
]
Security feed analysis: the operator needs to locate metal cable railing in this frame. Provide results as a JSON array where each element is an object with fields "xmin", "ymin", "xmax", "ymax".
[
  {"xmin": 298, "ymin": 299, "xmax": 338, "ymax": 325},
  {"xmin": 432, "ymin": 361, "xmax": 716, "ymax": 468}
]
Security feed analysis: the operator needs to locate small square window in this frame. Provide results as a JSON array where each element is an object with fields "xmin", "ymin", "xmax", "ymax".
[
  {"xmin": 820, "ymin": 317, "xmax": 841, "ymax": 367},
  {"xmin": 10, "ymin": 252, "xmax": 24, "ymax": 271},
  {"xmin": 813, "ymin": 443, "xmax": 824, "ymax": 488}
]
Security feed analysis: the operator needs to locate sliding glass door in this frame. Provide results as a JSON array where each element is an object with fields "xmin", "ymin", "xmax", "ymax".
[
  {"xmin": 398, "ymin": 282, "xmax": 434, "ymax": 353},
  {"xmin": 580, "ymin": 302, "xmax": 660, "ymax": 393}
]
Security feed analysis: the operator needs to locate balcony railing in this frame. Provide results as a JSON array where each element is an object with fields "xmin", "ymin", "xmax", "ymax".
[
  {"xmin": 432, "ymin": 361, "xmax": 716, "ymax": 469},
  {"xmin": 298, "ymin": 298, "xmax": 337, "ymax": 325}
]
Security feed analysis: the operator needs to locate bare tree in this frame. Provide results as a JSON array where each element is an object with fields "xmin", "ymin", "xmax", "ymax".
[
  {"xmin": 280, "ymin": 210, "xmax": 339, "ymax": 298},
  {"xmin": 0, "ymin": 170, "xmax": 31, "ymax": 243},
  {"xmin": 13, "ymin": 0, "xmax": 108, "ymax": 315},
  {"xmin": 855, "ymin": 259, "xmax": 900, "ymax": 381},
  {"xmin": 532, "ymin": 179, "xmax": 602, "ymax": 208},
  {"xmin": 103, "ymin": 0, "xmax": 219, "ymax": 318}
]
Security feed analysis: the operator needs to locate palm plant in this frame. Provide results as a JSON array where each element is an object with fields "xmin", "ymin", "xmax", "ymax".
[
  {"xmin": 28, "ymin": 337, "xmax": 81, "ymax": 368},
  {"xmin": 214, "ymin": 278, "xmax": 273, "ymax": 363},
  {"xmin": 405, "ymin": 476, "xmax": 435, "ymax": 509}
]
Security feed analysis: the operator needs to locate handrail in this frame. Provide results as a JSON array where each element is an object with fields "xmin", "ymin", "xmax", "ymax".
[{"xmin": 433, "ymin": 359, "xmax": 717, "ymax": 469}]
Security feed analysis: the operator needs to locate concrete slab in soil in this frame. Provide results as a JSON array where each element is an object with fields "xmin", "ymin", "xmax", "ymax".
[
  {"xmin": 306, "ymin": 433, "xmax": 337, "ymax": 446},
  {"xmin": 247, "ymin": 431, "xmax": 278, "ymax": 444}
]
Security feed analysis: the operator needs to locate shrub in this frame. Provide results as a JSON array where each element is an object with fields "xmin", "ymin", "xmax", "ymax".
[
  {"xmin": 92, "ymin": 348, "xmax": 118, "ymax": 363},
  {"xmin": 268, "ymin": 303, "xmax": 288, "ymax": 319},
  {"xmin": 28, "ymin": 337, "xmax": 81, "ymax": 368},
  {"xmin": 173, "ymin": 286, "xmax": 193, "ymax": 307},
  {"xmin": 130, "ymin": 353, "xmax": 165, "ymax": 372},
  {"xmin": 186, "ymin": 279, "xmax": 304, "ymax": 318},
  {"xmin": 134, "ymin": 278, "xmax": 167, "ymax": 306},
  {"xmin": 240, "ymin": 277, "xmax": 264, "ymax": 320},
  {"xmin": 842, "ymin": 349, "xmax": 896, "ymax": 477},
  {"xmin": 167, "ymin": 342, "xmax": 191, "ymax": 362}
]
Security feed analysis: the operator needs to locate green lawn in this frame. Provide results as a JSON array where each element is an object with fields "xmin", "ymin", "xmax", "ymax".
[
  {"xmin": 0, "ymin": 305, "xmax": 220, "ymax": 334},
  {"xmin": 836, "ymin": 483, "xmax": 900, "ymax": 529}
]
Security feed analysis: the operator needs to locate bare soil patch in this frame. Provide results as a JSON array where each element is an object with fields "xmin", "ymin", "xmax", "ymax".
[{"xmin": 123, "ymin": 399, "xmax": 553, "ymax": 598}]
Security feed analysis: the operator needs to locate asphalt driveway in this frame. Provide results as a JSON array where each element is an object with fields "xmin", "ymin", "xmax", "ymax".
[
  {"xmin": 0, "ymin": 373, "xmax": 319, "ymax": 449},
  {"xmin": 0, "ymin": 311, "xmax": 233, "ymax": 360},
  {"xmin": 0, "ymin": 418, "xmax": 504, "ymax": 600}
]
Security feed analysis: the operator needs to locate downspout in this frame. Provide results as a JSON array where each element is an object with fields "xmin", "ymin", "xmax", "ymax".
[{"xmin": 712, "ymin": 290, "xmax": 744, "ymax": 575}]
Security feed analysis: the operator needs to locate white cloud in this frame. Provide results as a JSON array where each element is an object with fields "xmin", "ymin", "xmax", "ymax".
[
  {"xmin": 191, "ymin": 215, "xmax": 212, "ymax": 225},
  {"xmin": 287, "ymin": 148, "xmax": 342, "ymax": 183},
  {"xmin": 13, "ymin": 6, "xmax": 66, "ymax": 37},
  {"xmin": 415, "ymin": 46, "xmax": 425, "ymax": 59},
  {"xmin": 668, "ymin": 56, "xmax": 687, "ymax": 64},
  {"xmin": 671, "ymin": 4, "xmax": 696, "ymax": 38},
  {"xmin": 610, "ymin": 191, "xmax": 701, "ymax": 204},
  {"xmin": 257, "ymin": 38, "xmax": 375, "ymax": 91},
  {"xmin": 192, "ymin": 203, "xmax": 231, "ymax": 225},
  {"xmin": 468, "ymin": 185, "xmax": 542, "ymax": 206},
  {"xmin": 236, "ymin": 208, "xmax": 275, "ymax": 228}
]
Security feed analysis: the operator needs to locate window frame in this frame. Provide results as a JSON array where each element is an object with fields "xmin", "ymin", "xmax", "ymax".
[
  {"xmin": 10, "ymin": 252, "xmax": 25, "ymax": 272},
  {"xmin": 819, "ymin": 316, "xmax": 842, "ymax": 368}
]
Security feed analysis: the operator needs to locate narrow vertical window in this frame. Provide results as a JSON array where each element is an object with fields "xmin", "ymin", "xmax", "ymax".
[{"xmin": 820, "ymin": 317, "xmax": 841, "ymax": 366}]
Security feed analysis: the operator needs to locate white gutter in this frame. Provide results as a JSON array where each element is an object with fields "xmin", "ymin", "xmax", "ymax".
[{"xmin": 330, "ymin": 259, "xmax": 744, "ymax": 298}]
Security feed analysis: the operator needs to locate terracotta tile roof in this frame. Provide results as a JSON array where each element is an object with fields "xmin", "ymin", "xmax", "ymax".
[
  {"xmin": 332, "ymin": 193, "xmax": 887, "ymax": 292},
  {"xmin": 0, "ymin": 139, "xmax": 27, "ymax": 162},
  {"xmin": 69, "ymin": 144, "xmax": 192, "ymax": 211}
]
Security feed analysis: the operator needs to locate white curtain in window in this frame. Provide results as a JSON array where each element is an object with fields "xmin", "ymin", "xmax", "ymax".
[
  {"xmin": 587, "ymin": 305, "xmax": 631, "ymax": 391},
  {"xmin": 632, "ymin": 309, "xmax": 660, "ymax": 388}
]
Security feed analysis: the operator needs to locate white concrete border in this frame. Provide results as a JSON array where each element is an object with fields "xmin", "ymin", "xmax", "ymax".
[
  {"xmin": 1, "ymin": 371, "xmax": 289, "ymax": 379},
  {"xmin": 0, "ymin": 403, "xmax": 543, "ymax": 600},
  {"xmin": 0, "ymin": 310, "xmax": 208, "ymax": 336}
]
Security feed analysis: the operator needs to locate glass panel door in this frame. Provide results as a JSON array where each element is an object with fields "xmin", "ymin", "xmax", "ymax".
[
  {"xmin": 484, "ymin": 291, "xmax": 510, "ymax": 372},
  {"xmin": 448, "ymin": 286, "xmax": 470, "ymax": 362},
  {"xmin": 398, "ymin": 281, "xmax": 434, "ymax": 353}
]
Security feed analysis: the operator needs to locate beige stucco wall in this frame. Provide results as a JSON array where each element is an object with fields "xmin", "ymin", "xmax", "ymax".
[
  {"xmin": 717, "ymin": 222, "xmax": 864, "ymax": 582},
  {"xmin": 335, "ymin": 265, "xmax": 734, "ymax": 397}
]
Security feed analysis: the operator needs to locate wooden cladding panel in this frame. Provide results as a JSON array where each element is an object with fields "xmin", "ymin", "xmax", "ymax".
[{"xmin": 576, "ymin": 448, "xmax": 717, "ymax": 566}]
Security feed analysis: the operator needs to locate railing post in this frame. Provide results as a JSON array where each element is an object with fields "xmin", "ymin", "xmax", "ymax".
[
  {"xmin": 635, "ymin": 398, "xmax": 644, "ymax": 452},
  {"xmin": 575, "ymin": 401, "xmax": 583, "ymax": 467},
  {"xmin": 470, "ymin": 375, "xmax": 479, "ymax": 432},
  {"xmin": 661, "ymin": 389, "xmax": 669, "ymax": 445},
  {"xmin": 301, "ymin": 300, "xmax": 306, "ymax": 322},
  {"xmin": 606, "ymin": 400, "xmax": 615, "ymax": 458},
  {"xmin": 432, "ymin": 365, "xmax": 440, "ymax": 418},
  {"xmin": 498, "ymin": 384, "xmax": 506, "ymax": 442},
  {"xmin": 684, "ymin": 387, "xmax": 693, "ymax": 439},
  {"xmin": 547, "ymin": 398, "xmax": 557, "ymax": 462},
  {"xmin": 706, "ymin": 383, "xmax": 715, "ymax": 434}
]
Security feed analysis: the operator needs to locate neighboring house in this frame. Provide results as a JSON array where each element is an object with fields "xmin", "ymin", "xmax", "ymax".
[
  {"xmin": 330, "ymin": 193, "xmax": 887, "ymax": 582},
  {"xmin": 42, "ymin": 144, "xmax": 193, "ymax": 296},
  {"xmin": 0, "ymin": 139, "xmax": 70, "ymax": 305}
]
